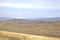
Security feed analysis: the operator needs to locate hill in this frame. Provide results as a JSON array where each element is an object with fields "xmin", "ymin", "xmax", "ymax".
[
  {"xmin": 0, "ymin": 20, "xmax": 60, "ymax": 37},
  {"xmin": 0, "ymin": 17, "xmax": 60, "ymax": 39},
  {"xmin": 0, "ymin": 17, "xmax": 11, "ymax": 21},
  {"xmin": 1, "ymin": 17, "xmax": 60, "ymax": 24},
  {"xmin": 0, "ymin": 31, "xmax": 60, "ymax": 40},
  {"xmin": 32, "ymin": 17, "xmax": 60, "ymax": 21},
  {"xmin": 0, "ymin": 17, "xmax": 60, "ymax": 21}
]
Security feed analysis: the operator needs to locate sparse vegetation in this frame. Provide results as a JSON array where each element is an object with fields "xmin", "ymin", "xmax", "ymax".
[
  {"xmin": 0, "ymin": 21, "xmax": 60, "ymax": 40},
  {"xmin": 0, "ymin": 31, "xmax": 60, "ymax": 40}
]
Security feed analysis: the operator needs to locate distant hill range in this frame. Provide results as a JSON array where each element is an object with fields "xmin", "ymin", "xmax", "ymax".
[
  {"xmin": 0, "ymin": 17, "xmax": 12, "ymax": 21},
  {"xmin": 32, "ymin": 17, "xmax": 60, "ymax": 21},
  {"xmin": 0, "ymin": 17, "xmax": 60, "ymax": 23}
]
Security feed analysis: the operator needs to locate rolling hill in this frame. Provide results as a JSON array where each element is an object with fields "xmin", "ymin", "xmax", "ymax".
[
  {"xmin": 0, "ymin": 31, "xmax": 60, "ymax": 40},
  {"xmin": 0, "ymin": 17, "xmax": 12, "ymax": 21},
  {"xmin": 0, "ymin": 17, "xmax": 60, "ymax": 40}
]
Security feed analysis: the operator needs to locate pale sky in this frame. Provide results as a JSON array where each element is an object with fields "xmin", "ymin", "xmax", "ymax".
[{"xmin": 0, "ymin": 0, "xmax": 60, "ymax": 18}]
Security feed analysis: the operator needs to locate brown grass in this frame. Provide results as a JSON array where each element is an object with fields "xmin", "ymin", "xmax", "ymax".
[
  {"xmin": 0, "ymin": 21, "xmax": 60, "ymax": 38},
  {"xmin": 0, "ymin": 31, "xmax": 60, "ymax": 40}
]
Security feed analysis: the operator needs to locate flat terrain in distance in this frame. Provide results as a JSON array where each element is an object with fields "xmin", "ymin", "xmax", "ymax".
[{"xmin": 0, "ymin": 20, "xmax": 60, "ymax": 38}]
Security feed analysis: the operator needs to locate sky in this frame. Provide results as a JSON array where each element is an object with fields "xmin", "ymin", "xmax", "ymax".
[{"xmin": 0, "ymin": 0, "xmax": 60, "ymax": 19}]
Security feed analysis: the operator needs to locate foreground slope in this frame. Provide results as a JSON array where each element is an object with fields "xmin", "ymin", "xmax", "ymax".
[
  {"xmin": 0, "ymin": 31, "xmax": 60, "ymax": 40},
  {"xmin": 0, "ymin": 21, "xmax": 60, "ymax": 37}
]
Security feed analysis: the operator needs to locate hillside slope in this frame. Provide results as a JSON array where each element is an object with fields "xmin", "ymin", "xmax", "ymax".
[
  {"xmin": 0, "ymin": 31, "xmax": 60, "ymax": 40},
  {"xmin": 0, "ymin": 21, "xmax": 60, "ymax": 37}
]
